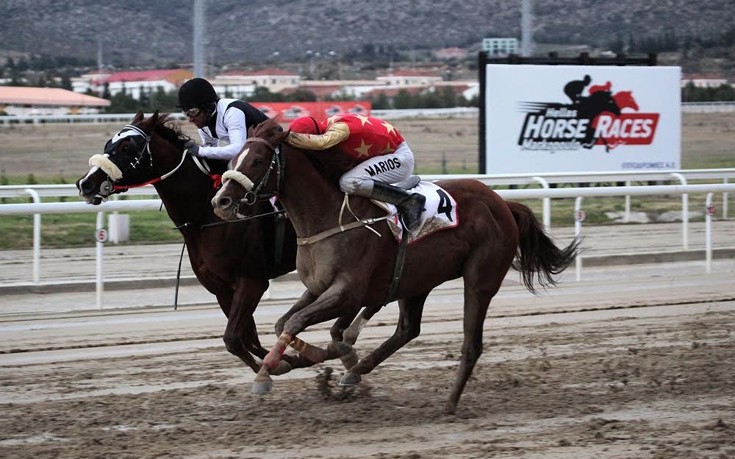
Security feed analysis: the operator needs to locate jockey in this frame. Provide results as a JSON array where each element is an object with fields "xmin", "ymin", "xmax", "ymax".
[
  {"xmin": 287, "ymin": 114, "xmax": 426, "ymax": 231},
  {"xmin": 177, "ymin": 77, "xmax": 268, "ymax": 167},
  {"xmin": 563, "ymin": 74, "xmax": 592, "ymax": 105}
]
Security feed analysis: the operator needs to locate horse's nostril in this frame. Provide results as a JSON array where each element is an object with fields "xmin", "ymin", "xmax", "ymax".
[
  {"xmin": 217, "ymin": 197, "xmax": 232, "ymax": 208},
  {"xmin": 80, "ymin": 179, "xmax": 96, "ymax": 195}
]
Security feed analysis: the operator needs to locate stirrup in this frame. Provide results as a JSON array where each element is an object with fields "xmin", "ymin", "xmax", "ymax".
[{"xmin": 399, "ymin": 194, "xmax": 426, "ymax": 231}]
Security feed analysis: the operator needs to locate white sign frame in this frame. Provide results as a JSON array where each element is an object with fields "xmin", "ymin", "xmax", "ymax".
[{"xmin": 484, "ymin": 64, "xmax": 681, "ymax": 174}]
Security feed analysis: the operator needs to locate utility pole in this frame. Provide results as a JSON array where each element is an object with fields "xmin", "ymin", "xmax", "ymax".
[
  {"xmin": 521, "ymin": 0, "xmax": 534, "ymax": 57},
  {"xmin": 193, "ymin": 0, "xmax": 205, "ymax": 78},
  {"xmin": 97, "ymin": 39, "xmax": 104, "ymax": 96}
]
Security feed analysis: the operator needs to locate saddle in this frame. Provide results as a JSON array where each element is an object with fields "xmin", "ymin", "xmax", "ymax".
[{"xmin": 373, "ymin": 180, "xmax": 459, "ymax": 244}]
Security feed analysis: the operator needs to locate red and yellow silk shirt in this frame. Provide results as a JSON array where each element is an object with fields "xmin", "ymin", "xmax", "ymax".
[{"xmin": 287, "ymin": 114, "xmax": 405, "ymax": 160}]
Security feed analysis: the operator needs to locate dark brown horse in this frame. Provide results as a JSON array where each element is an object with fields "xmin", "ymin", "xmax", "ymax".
[
  {"xmin": 76, "ymin": 111, "xmax": 301, "ymax": 374},
  {"xmin": 212, "ymin": 118, "xmax": 579, "ymax": 414}
]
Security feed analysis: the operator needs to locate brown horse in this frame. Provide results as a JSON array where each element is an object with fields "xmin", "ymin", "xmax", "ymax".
[
  {"xmin": 212, "ymin": 118, "xmax": 579, "ymax": 414},
  {"xmin": 76, "ymin": 111, "xmax": 302, "ymax": 375}
]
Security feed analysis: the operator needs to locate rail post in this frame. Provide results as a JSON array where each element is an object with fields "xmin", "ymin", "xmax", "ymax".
[
  {"xmin": 705, "ymin": 193, "xmax": 715, "ymax": 273},
  {"xmin": 531, "ymin": 176, "xmax": 551, "ymax": 230},
  {"xmin": 723, "ymin": 177, "xmax": 729, "ymax": 219},
  {"xmin": 95, "ymin": 212, "xmax": 106, "ymax": 309},
  {"xmin": 670, "ymin": 173, "xmax": 688, "ymax": 250},
  {"xmin": 574, "ymin": 196, "xmax": 585, "ymax": 281},
  {"xmin": 23, "ymin": 188, "xmax": 42, "ymax": 283}
]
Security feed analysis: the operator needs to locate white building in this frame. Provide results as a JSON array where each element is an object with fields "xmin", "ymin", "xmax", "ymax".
[
  {"xmin": 213, "ymin": 68, "xmax": 300, "ymax": 96},
  {"xmin": 73, "ymin": 69, "xmax": 193, "ymax": 98}
]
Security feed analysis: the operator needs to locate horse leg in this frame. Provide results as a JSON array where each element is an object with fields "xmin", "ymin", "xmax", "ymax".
[
  {"xmin": 220, "ymin": 281, "xmax": 286, "ymax": 374},
  {"xmin": 254, "ymin": 285, "xmax": 361, "ymax": 395},
  {"xmin": 251, "ymin": 290, "xmax": 321, "ymax": 395},
  {"xmin": 336, "ymin": 304, "xmax": 386, "ymax": 370},
  {"xmin": 215, "ymin": 292, "xmax": 260, "ymax": 372},
  {"xmin": 340, "ymin": 292, "xmax": 429, "ymax": 386},
  {"xmin": 273, "ymin": 290, "xmax": 356, "ymax": 368},
  {"xmin": 445, "ymin": 244, "xmax": 514, "ymax": 414},
  {"xmin": 326, "ymin": 311, "xmax": 361, "ymax": 370},
  {"xmin": 275, "ymin": 289, "xmax": 318, "ymax": 336},
  {"xmin": 444, "ymin": 287, "xmax": 493, "ymax": 415}
]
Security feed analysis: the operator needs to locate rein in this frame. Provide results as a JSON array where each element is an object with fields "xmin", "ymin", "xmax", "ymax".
[
  {"xmin": 172, "ymin": 207, "xmax": 287, "ymax": 310},
  {"xmin": 236, "ymin": 129, "xmax": 410, "ymax": 306},
  {"xmin": 296, "ymin": 194, "xmax": 389, "ymax": 245},
  {"xmin": 232, "ymin": 134, "xmax": 390, "ymax": 246},
  {"xmin": 112, "ymin": 147, "xmax": 219, "ymax": 192},
  {"xmin": 92, "ymin": 124, "xmax": 221, "ymax": 196}
]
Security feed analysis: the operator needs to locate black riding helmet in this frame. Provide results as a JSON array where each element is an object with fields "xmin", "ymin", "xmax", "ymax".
[{"xmin": 177, "ymin": 77, "xmax": 218, "ymax": 111}]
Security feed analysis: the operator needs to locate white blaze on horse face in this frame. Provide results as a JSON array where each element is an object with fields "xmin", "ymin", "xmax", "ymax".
[
  {"xmin": 111, "ymin": 129, "xmax": 142, "ymax": 144},
  {"xmin": 220, "ymin": 147, "xmax": 256, "ymax": 192},
  {"xmin": 233, "ymin": 147, "xmax": 250, "ymax": 172}
]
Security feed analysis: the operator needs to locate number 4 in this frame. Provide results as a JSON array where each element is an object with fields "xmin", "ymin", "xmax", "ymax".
[{"xmin": 436, "ymin": 189, "xmax": 453, "ymax": 221}]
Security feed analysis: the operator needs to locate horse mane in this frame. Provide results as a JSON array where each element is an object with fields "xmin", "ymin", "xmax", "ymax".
[
  {"xmin": 302, "ymin": 145, "xmax": 360, "ymax": 188},
  {"xmin": 250, "ymin": 118, "xmax": 358, "ymax": 189},
  {"xmin": 152, "ymin": 113, "xmax": 191, "ymax": 149},
  {"xmin": 144, "ymin": 113, "xmax": 229, "ymax": 175}
]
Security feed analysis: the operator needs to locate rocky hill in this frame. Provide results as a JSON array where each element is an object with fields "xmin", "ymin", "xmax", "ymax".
[{"xmin": 1, "ymin": 0, "xmax": 733, "ymax": 76}]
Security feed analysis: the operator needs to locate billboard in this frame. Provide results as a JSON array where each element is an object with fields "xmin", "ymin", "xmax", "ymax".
[
  {"xmin": 484, "ymin": 65, "xmax": 681, "ymax": 174},
  {"xmin": 250, "ymin": 101, "xmax": 371, "ymax": 123}
]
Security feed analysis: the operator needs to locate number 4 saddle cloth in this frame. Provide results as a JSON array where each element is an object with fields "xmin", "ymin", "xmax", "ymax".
[{"xmin": 373, "ymin": 181, "xmax": 459, "ymax": 244}]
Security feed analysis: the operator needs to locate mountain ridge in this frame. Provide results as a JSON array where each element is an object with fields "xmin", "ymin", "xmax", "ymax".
[{"xmin": 1, "ymin": 0, "xmax": 733, "ymax": 77}]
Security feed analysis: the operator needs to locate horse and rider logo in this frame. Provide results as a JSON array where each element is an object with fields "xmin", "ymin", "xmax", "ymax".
[{"xmin": 517, "ymin": 75, "xmax": 660, "ymax": 152}]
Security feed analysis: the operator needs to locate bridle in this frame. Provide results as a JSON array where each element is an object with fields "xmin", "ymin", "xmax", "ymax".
[
  {"xmin": 87, "ymin": 124, "xmax": 216, "ymax": 199},
  {"xmin": 221, "ymin": 136, "xmax": 284, "ymax": 207},
  {"xmin": 221, "ymin": 133, "xmax": 392, "ymax": 246}
]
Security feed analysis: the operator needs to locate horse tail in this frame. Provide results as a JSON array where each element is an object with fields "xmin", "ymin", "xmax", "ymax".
[{"xmin": 506, "ymin": 201, "xmax": 581, "ymax": 294}]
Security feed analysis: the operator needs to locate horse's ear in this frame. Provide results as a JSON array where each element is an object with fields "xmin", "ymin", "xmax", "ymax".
[
  {"xmin": 132, "ymin": 111, "xmax": 144, "ymax": 124},
  {"xmin": 150, "ymin": 110, "xmax": 160, "ymax": 124}
]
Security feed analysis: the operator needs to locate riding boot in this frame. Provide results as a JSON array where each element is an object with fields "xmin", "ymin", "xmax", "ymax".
[{"xmin": 370, "ymin": 181, "xmax": 426, "ymax": 231}]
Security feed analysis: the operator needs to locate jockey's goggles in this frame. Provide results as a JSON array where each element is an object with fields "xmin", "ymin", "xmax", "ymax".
[{"xmin": 184, "ymin": 107, "xmax": 201, "ymax": 118}]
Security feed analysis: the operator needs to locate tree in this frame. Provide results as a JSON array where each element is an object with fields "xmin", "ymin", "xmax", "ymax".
[
  {"xmin": 60, "ymin": 74, "xmax": 72, "ymax": 90},
  {"xmin": 284, "ymin": 89, "xmax": 317, "ymax": 102},
  {"xmin": 106, "ymin": 92, "xmax": 140, "ymax": 113},
  {"xmin": 393, "ymin": 89, "xmax": 414, "ymax": 109}
]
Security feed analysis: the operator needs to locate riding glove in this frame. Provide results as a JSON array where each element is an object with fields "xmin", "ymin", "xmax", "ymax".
[{"xmin": 184, "ymin": 140, "xmax": 200, "ymax": 156}]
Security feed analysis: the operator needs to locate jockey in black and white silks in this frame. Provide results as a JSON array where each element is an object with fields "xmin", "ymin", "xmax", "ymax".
[{"xmin": 177, "ymin": 78, "xmax": 268, "ymax": 168}]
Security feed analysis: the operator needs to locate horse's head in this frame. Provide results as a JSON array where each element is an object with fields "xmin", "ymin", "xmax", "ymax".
[
  {"xmin": 76, "ymin": 111, "xmax": 185, "ymax": 204},
  {"xmin": 212, "ymin": 118, "xmax": 287, "ymax": 221},
  {"xmin": 579, "ymin": 90, "xmax": 621, "ymax": 118},
  {"xmin": 613, "ymin": 90, "xmax": 639, "ymax": 112}
]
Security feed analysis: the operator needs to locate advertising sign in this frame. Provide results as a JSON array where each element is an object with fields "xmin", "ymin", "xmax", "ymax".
[
  {"xmin": 484, "ymin": 65, "xmax": 681, "ymax": 174},
  {"xmin": 251, "ymin": 101, "xmax": 371, "ymax": 122}
]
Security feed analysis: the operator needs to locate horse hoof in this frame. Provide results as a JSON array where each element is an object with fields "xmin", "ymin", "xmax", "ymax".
[
  {"xmin": 339, "ymin": 348, "xmax": 359, "ymax": 370},
  {"xmin": 269, "ymin": 360, "xmax": 293, "ymax": 376},
  {"xmin": 252, "ymin": 367, "xmax": 274, "ymax": 395},
  {"xmin": 252, "ymin": 377, "xmax": 273, "ymax": 395},
  {"xmin": 338, "ymin": 371, "xmax": 362, "ymax": 387}
]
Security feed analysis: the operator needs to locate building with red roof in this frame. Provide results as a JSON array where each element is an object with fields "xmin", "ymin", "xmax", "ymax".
[
  {"xmin": 73, "ymin": 69, "xmax": 192, "ymax": 99},
  {"xmin": 0, "ymin": 86, "xmax": 110, "ymax": 116}
]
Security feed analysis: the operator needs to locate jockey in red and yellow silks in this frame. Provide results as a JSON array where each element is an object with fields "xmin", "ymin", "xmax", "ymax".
[{"xmin": 287, "ymin": 114, "xmax": 425, "ymax": 232}]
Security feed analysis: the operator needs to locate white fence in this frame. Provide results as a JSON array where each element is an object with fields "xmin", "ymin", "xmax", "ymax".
[
  {"xmin": 1, "ymin": 172, "xmax": 734, "ymax": 309},
  {"xmin": 1, "ymin": 102, "xmax": 733, "ymax": 125}
]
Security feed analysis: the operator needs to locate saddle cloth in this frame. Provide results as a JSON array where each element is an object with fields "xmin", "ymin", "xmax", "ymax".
[{"xmin": 373, "ymin": 181, "xmax": 459, "ymax": 244}]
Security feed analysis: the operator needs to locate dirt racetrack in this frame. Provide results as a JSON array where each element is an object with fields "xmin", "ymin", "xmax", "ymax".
[{"xmin": 1, "ymin": 261, "xmax": 734, "ymax": 459}]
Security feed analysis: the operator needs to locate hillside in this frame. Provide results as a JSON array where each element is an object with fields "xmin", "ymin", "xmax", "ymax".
[{"xmin": 1, "ymin": 0, "xmax": 734, "ymax": 77}]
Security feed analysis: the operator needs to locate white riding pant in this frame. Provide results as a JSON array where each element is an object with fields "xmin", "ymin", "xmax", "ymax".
[{"xmin": 339, "ymin": 142, "xmax": 415, "ymax": 195}]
